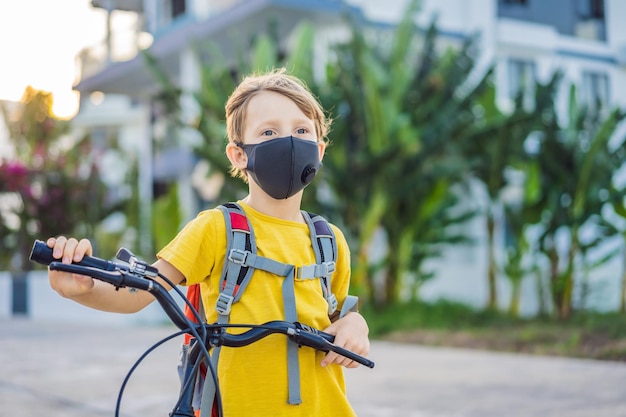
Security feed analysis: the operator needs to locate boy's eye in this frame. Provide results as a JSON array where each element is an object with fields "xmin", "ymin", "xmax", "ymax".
[
  {"xmin": 296, "ymin": 128, "xmax": 308, "ymax": 135},
  {"xmin": 261, "ymin": 130, "xmax": 274, "ymax": 136}
]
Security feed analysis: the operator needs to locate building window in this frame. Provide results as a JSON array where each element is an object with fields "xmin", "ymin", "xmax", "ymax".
[
  {"xmin": 577, "ymin": 0, "xmax": 604, "ymax": 19},
  {"xmin": 589, "ymin": 0, "xmax": 604, "ymax": 18},
  {"xmin": 155, "ymin": 0, "xmax": 186, "ymax": 28},
  {"xmin": 580, "ymin": 71, "xmax": 609, "ymax": 113},
  {"xmin": 172, "ymin": 0, "xmax": 186, "ymax": 18},
  {"xmin": 507, "ymin": 58, "xmax": 536, "ymax": 108}
]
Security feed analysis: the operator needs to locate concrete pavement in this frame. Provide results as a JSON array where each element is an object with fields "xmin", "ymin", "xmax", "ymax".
[{"xmin": 1, "ymin": 318, "xmax": 625, "ymax": 417}]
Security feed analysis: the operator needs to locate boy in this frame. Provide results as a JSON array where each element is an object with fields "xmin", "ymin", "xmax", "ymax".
[{"xmin": 47, "ymin": 68, "xmax": 370, "ymax": 416}]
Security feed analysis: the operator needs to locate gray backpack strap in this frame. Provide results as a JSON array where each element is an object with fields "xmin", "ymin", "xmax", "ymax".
[
  {"xmin": 340, "ymin": 294, "xmax": 359, "ymax": 317},
  {"xmin": 301, "ymin": 211, "xmax": 338, "ymax": 314},
  {"xmin": 201, "ymin": 202, "xmax": 255, "ymax": 416},
  {"xmin": 300, "ymin": 213, "xmax": 359, "ymax": 319},
  {"xmin": 281, "ymin": 266, "xmax": 301, "ymax": 404},
  {"xmin": 215, "ymin": 203, "xmax": 255, "ymax": 322}
]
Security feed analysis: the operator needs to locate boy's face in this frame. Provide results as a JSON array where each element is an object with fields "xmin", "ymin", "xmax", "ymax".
[
  {"xmin": 242, "ymin": 91, "xmax": 320, "ymax": 146},
  {"xmin": 226, "ymin": 90, "xmax": 327, "ymax": 199}
]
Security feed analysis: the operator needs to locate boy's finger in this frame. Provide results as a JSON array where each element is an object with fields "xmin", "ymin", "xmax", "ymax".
[
  {"xmin": 321, "ymin": 351, "xmax": 337, "ymax": 367},
  {"xmin": 75, "ymin": 238, "xmax": 92, "ymax": 261},
  {"xmin": 62, "ymin": 238, "xmax": 79, "ymax": 264},
  {"xmin": 52, "ymin": 236, "xmax": 67, "ymax": 259}
]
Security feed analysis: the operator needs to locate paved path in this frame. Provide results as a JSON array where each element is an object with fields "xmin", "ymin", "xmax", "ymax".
[{"xmin": 1, "ymin": 318, "xmax": 625, "ymax": 416}]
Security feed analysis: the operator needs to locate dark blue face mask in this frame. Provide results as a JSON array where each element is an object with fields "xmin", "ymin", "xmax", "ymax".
[{"xmin": 240, "ymin": 136, "xmax": 321, "ymax": 200}]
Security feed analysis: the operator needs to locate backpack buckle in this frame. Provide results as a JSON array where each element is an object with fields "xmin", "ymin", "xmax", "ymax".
[
  {"xmin": 326, "ymin": 293, "xmax": 338, "ymax": 315},
  {"xmin": 323, "ymin": 261, "xmax": 336, "ymax": 276},
  {"xmin": 228, "ymin": 248, "xmax": 248, "ymax": 265},
  {"xmin": 215, "ymin": 293, "xmax": 234, "ymax": 315}
]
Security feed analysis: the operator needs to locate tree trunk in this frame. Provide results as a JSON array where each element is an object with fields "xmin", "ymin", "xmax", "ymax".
[
  {"xmin": 353, "ymin": 247, "xmax": 375, "ymax": 304},
  {"xmin": 508, "ymin": 277, "xmax": 521, "ymax": 317},
  {"xmin": 559, "ymin": 233, "xmax": 578, "ymax": 319},
  {"xmin": 535, "ymin": 268, "xmax": 547, "ymax": 317},
  {"xmin": 486, "ymin": 210, "xmax": 498, "ymax": 310},
  {"xmin": 381, "ymin": 227, "xmax": 415, "ymax": 306},
  {"xmin": 384, "ymin": 255, "xmax": 400, "ymax": 306},
  {"xmin": 547, "ymin": 244, "xmax": 562, "ymax": 316},
  {"xmin": 351, "ymin": 189, "xmax": 387, "ymax": 304},
  {"xmin": 621, "ymin": 243, "xmax": 626, "ymax": 314},
  {"xmin": 559, "ymin": 275, "xmax": 573, "ymax": 319}
]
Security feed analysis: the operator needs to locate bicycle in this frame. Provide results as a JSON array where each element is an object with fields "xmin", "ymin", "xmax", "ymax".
[{"xmin": 29, "ymin": 240, "xmax": 374, "ymax": 417}]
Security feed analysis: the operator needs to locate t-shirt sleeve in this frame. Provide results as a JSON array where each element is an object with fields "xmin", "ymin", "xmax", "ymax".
[
  {"xmin": 330, "ymin": 224, "xmax": 352, "ymax": 307},
  {"xmin": 156, "ymin": 209, "xmax": 224, "ymax": 286}
]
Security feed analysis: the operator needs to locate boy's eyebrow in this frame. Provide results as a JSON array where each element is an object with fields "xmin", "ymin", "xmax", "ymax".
[{"xmin": 250, "ymin": 117, "xmax": 315, "ymax": 131}]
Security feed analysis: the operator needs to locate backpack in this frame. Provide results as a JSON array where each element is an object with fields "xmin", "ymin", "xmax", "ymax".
[{"xmin": 178, "ymin": 202, "xmax": 358, "ymax": 416}]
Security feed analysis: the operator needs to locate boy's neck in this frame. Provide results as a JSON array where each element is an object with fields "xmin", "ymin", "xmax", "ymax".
[{"xmin": 242, "ymin": 192, "xmax": 305, "ymax": 223}]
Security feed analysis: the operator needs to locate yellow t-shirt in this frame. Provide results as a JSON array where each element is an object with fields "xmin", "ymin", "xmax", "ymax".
[{"xmin": 157, "ymin": 201, "xmax": 356, "ymax": 417}]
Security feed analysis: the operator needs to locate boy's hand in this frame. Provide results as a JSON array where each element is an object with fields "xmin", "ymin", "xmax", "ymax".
[
  {"xmin": 47, "ymin": 236, "xmax": 95, "ymax": 298},
  {"xmin": 321, "ymin": 312, "xmax": 370, "ymax": 368}
]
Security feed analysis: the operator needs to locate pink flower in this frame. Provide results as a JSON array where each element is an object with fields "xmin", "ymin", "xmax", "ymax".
[{"xmin": 0, "ymin": 161, "xmax": 30, "ymax": 192}]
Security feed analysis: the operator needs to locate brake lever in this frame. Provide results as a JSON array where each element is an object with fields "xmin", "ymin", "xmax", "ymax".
[{"xmin": 48, "ymin": 262, "xmax": 154, "ymax": 292}]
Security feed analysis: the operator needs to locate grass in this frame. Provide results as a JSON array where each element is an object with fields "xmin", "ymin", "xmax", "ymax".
[{"xmin": 361, "ymin": 300, "xmax": 626, "ymax": 361}]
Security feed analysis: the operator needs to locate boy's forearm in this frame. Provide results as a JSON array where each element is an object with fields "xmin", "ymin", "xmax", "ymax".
[
  {"xmin": 56, "ymin": 259, "xmax": 182, "ymax": 314},
  {"xmin": 69, "ymin": 279, "xmax": 155, "ymax": 313}
]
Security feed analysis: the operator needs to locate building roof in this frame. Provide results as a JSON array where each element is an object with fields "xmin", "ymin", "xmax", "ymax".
[{"xmin": 75, "ymin": 0, "xmax": 357, "ymax": 95}]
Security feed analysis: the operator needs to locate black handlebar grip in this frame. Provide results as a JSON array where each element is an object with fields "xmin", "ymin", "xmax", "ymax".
[{"xmin": 29, "ymin": 240, "xmax": 119, "ymax": 271}]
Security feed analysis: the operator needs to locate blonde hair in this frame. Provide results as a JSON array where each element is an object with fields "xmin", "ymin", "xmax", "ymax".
[{"xmin": 225, "ymin": 68, "xmax": 331, "ymax": 180}]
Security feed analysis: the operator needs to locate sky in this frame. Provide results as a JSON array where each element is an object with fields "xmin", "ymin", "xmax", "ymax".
[{"xmin": 0, "ymin": 0, "xmax": 106, "ymax": 118}]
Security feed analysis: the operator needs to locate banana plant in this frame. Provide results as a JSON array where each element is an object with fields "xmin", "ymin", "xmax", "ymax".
[
  {"xmin": 459, "ymin": 71, "xmax": 561, "ymax": 310},
  {"xmin": 533, "ymin": 84, "xmax": 626, "ymax": 318},
  {"xmin": 608, "ymin": 193, "xmax": 626, "ymax": 313},
  {"xmin": 500, "ymin": 160, "xmax": 543, "ymax": 316},
  {"xmin": 317, "ymin": 1, "xmax": 497, "ymax": 305}
]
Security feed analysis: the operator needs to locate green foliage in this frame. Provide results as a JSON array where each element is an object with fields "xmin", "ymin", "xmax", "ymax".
[
  {"xmin": 530, "ymin": 84, "xmax": 626, "ymax": 318},
  {"xmin": 152, "ymin": 183, "xmax": 182, "ymax": 252},
  {"xmin": 463, "ymin": 72, "xmax": 562, "ymax": 311},
  {"xmin": 317, "ymin": 5, "xmax": 505, "ymax": 305}
]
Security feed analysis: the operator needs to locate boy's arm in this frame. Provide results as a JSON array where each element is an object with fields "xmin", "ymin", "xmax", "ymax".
[
  {"xmin": 321, "ymin": 311, "xmax": 370, "ymax": 368},
  {"xmin": 47, "ymin": 237, "xmax": 186, "ymax": 314}
]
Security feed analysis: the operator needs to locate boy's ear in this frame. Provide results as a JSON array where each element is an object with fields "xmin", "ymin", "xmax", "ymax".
[
  {"xmin": 318, "ymin": 141, "xmax": 326, "ymax": 162},
  {"xmin": 226, "ymin": 143, "xmax": 247, "ymax": 169}
]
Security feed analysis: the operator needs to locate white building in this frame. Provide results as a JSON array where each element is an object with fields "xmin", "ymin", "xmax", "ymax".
[{"xmin": 5, "ymin": 0, "xmax": 624, "ymax": 322}]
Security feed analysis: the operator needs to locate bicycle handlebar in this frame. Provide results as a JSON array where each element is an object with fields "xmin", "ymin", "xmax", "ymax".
[
  {"xmin": 213, "ymin": 321, "xmax": 374, "ymax": 368},
  {"xmin": 30, "ymin": 239, "xmax": 122, "ymax": 271},
  {"xmin": 30, "ymin": 240, "xmax": 374, "ymax": 368}
]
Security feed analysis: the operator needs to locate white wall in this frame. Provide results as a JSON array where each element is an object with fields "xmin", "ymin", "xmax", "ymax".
[
  {"xmin": 606, "ymin": 0, "xmax": 626, "ymax": 47},
  {"xmin": 0, "ymin": 100, "xmax": 16, "ymax": 159}
]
